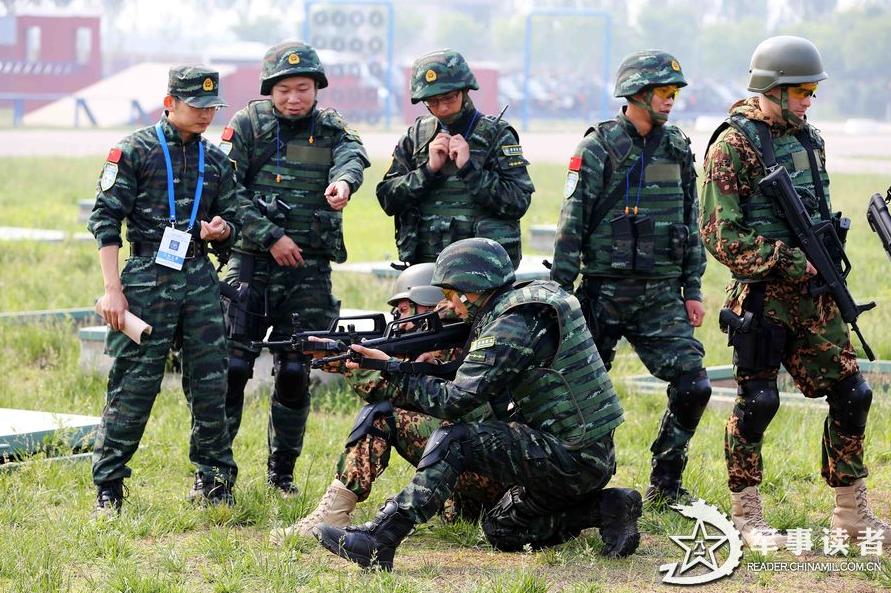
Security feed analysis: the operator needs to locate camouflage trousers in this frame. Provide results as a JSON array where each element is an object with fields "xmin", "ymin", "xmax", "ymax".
[
  {"xmin": 336, "ymin": 408, "xmax": 504, "ymax": 521},
  {"xmin": 724, "ymin": 281, "xmax": 866, "ymax": 491},
  {"xmin": 577, "ymin": 276, "xmax": 705, "ymax": 464},
  {"xmin": 93, "ymin": 255, "xmax": 236, "ymax": 485},
  {"xmin": 222, "ymin": 254, "xmax": 340, "ymax": 459},
  {"xmin": 393, "ymin": 420, "xmax": 616, "ymax": 546}
]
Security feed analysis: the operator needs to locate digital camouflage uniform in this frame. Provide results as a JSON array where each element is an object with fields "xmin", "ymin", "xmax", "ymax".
[
  {"xmin": 88, "ymin": 67, "xmax": 239, "ymax": 494},
  {"xmin": 702, "ymin": 96, "xmax": 868, "ymax": 491},
  {"xmin": 550, "ymin": 51, "xmax": 710, "ymax": 500},
  {"xmin": 377, "ymin": 50, "xmax": 534, "ymax": 267},
  {"xmin": 219, "ymin": 42, "xmax": 370, "ymax": 488},
  {"xmin": 315, "ymin": 239, "xmax": 641, "ymax": 571}
]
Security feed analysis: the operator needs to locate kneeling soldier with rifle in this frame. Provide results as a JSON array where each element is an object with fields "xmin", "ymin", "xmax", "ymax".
[{"xmin": 702, "ymin": 35, "xmax": 887, "ymax": 549}]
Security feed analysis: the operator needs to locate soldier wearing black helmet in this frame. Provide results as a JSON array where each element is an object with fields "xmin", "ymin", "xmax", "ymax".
[
  {"xmin": 217, "ymin": 41, "xmax": 370, "ymax": 495},
  {"xmin": 377, "ymin": 49, "xmax": 534, "ymax": 268}
]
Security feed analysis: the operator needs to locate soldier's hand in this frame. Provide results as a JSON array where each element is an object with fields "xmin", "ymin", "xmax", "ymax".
[
  {"xmin": 305, "ymin": 336, "xmax": 337, "ymax": 357},
  {"xmin": 448, "ymin": 134, "xmax": 470, "ymax": 169},
  {"xmin": 269, "ymin": 235, "xmax": 304, "ymax": 268},
  {"xmin": 199, "ymin": 216, "xmax": 230, "ymax": 242},
  {"xmin": 325, "ymin": 180, "xmax": 351, "ymax": 211},
  {"xmin": 98, "ymin": 288, "xmax": 129, "ymax": 332},
  {"xmin": 345, "ymin": 344, "xmax": 390, "ymax": 370},
  {"xmin": 427, "ymin": 133, "xmax": 451, "ymax": 173},
  {"xmin": 685, "ymin": 299, "xmax": 705, "ymax": 328},
  {"xmin": 805, "ymin": 260, "xmax": 818, "ymax": 277}
]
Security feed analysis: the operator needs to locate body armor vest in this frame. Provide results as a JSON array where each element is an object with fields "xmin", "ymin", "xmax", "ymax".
[
  {"xmin": 479, "ymin": 281, "xmax": 624, "ymax": 449},
  {"xmin": 583, "ymin": 119, "xmax": 692, "ymax": 278}
]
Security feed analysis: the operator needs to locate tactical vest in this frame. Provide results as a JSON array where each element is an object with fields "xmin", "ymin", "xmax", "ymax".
[
  {"xmin": 479, "ymin": 281, "xmax": 624, "ymax": 449},
  {"xmin": 707, "ymin": 114, "xmax": 830, "ymax": 251},
  {"xmin": 582, "ymin": 120, "xmax": 693, "ymax": 278},
  {"xmin": 241, "ymin": 101, "xmax": 346, "ymax": 262},
  {"xmin": 400, "ymin": 115, "xmax": 522, "ymax": 263}
]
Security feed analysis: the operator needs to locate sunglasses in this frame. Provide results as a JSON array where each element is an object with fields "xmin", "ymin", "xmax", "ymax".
[
  {"xmin": 786, "ymin": 83, "xmax": 818, "ymax": 99},
  {"xmin": 652, "ymin": 85, "xmax": 680, "ymax": 100}
]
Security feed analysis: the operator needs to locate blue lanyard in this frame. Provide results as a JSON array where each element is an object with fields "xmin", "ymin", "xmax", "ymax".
[{"xmin": 155, "ymin": 121, "xmax": 204, "ymax": 231}]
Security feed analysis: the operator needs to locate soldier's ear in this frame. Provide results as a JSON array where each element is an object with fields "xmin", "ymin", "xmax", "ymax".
[{"xmin": 163, "ymin": 95, "xmax": 176, "ymax": 110}]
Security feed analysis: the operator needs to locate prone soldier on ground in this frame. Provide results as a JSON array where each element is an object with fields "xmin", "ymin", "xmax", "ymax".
[
  {"xmin": 550, "ymin": 50, "xmax": 712, "ymax": 507},
  {"xmin": 89, "ymin": 66, "xmax": 241, "ymax": 513},
  {"xmin": 701, "ymin": 35, "xmax": 889, "ymax": 549},
  {"xmin": 377, "ymin": 49, "xmax": 534, "ymax": 268},
  {"xmin": 313, "ymin": 238, "xmax": 642, "ymax": 571},
  {"xmin": 269, "ymin": 263, "xmax": 503, "ymax": 543},
  {"xmin": 218, "ymin": 41, "xmax": 370, "ymax": 495}
]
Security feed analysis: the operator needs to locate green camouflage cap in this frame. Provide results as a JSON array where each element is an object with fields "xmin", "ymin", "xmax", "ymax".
[
  {"xmin": 614, "ymin": 50, "xmax": 687, "ymax": 98},
  {"xmin": 261, "ymin": 41, "xmax": 328, "ymax": 95},
  {"xmin": 168, "ymin": 65, "xmax": 227, "ymax": 108},
  {"xmin": 431, "ymin": 238, "xmax": 515, "ymax": 293},
  {"xmin": 410, "ymin": 49, "xmax": 479, "ymax": 104},
  {"xmin": 388, "ymin": 263, "xmax": 444, "ymax": 307},
  {"xmin": 748, "ymin": 35, "xmax": 827, "ymax": 93}
]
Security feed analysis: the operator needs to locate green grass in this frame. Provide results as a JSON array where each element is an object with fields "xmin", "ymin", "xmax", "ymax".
[{"xmin": 1, "ymin": 157, "xmax": 890, "ymax": 591}]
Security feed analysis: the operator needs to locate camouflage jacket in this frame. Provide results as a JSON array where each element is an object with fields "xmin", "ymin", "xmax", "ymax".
[
  {"xmin": 550, "ymin": 112, "xmax": 705, "ymax": 300},
  {"xmin": 701, "ymin": 97, "xmax": 817, "ymax": 283},
  {"xmin": 221, "ymin": 101, "xmax": 370, "ymax": 255},
  {"xmin": 376, "ymin": 110, "xmax": 534, "ymax": 264},
  {"xmin": 88, "ymin": 114, "xmax": 240, "ymax": 250}
]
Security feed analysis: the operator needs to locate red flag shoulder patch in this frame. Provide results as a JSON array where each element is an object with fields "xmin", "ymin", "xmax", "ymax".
[
  {"xmin": 568, "ymin": 156, "xmax": 582, "ymax": 172},
  {"xmin": 221, "ymin": 126, "xmax": 235, "ymax": 141},
  {"xmin": 107, "ymin": 147, "xmax": 122, "ymax": 163}
]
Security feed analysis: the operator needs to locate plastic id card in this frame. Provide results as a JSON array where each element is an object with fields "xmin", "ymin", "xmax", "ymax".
[{"xmin": 155, "ymin": 226, "xmax": 192, "ymax": 270}]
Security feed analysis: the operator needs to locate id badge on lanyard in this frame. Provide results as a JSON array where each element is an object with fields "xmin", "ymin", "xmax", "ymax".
[{"xmin": 153, "ymin": 122, "xmax": 204, "ymax": 271}]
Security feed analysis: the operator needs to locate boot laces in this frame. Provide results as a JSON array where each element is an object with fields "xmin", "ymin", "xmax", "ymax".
[
  {"xmin": 740, "ymin": 489, "xmax": 774, "ymax": 532},
  {"xmin": 855, "ymin": 483, "xmax": 888, "ymax": 530},
  {"xmin": 300, "ymin": 486, "xmax": 340, "ymax": 525}
]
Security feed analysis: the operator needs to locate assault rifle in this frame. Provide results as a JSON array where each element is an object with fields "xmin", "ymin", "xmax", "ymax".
[
  {"xmin": 310, "ymin": 310, "xmax": 470, "ymax": 372},
  {"xmin": 759, "ymin": 165, "xmax": 876, "ymax": 360},
  {"xmin": 252, "ymin": 312, "xmax": 389, "ymax": 353}
]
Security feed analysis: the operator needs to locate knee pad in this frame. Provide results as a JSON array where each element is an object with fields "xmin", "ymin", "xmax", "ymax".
[
  {"xmin": 227, "ymin": 349, "xmax": 254, "ymax": 398},
  {"xmin": 417, "ymin": 423, "xmax": 471, "ymax": 472},
  {"xmin": 828, "ymin": 373, "xmax": 872, "ymax": 436},
  {"xmin": 273, "ymin": 352, "xmax": 309, "ymax": 409},
  {"xmin": 345, "ymin": 401, "xmax": 396, "ymax": 447},
  {"xmin": 668, "ymin": 369, "xmax": 712, "ymax": 431},
  {"xmin": 733, "ymin": 379, "xmax": 780, "ymax": 442}
]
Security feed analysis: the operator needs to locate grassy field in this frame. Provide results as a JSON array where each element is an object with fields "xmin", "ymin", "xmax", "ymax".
[{"xmin": 1, "ymin": 156, "xmax": 890, "ymax": 592}]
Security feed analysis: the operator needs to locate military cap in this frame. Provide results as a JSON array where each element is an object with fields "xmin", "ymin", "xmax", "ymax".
[
  {"xmin": 410, "ymin": 49, "xmax": 479, "ymax": 104},
  {"xmin": 747, "ymin": 35, "xmax": 827, "ymax": 93},
  {"xmin": 614, "ymin": 50, "xmax": 687, "ymax": 98},
  {"xmin": 431, "ymin": 238, "xmax": 515, "ymax": 293},
  {"xmin": 261, "ymin": 41, "xmax": 328, "ymax": 95},
  {"xmin": 388, "ymin": 263, "xmax": 444, "ymax": 307},
  {"xmin": 167, "ymin": 65, "xmax": 227, "ymax": 108}
]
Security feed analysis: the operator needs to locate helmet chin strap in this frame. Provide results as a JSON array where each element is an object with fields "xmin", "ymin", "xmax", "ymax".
[
  {"xmin": 629, "ymin": 89, "xmax": 667, "ymax": 126},
  {"xmin": 764, "ymin": 88, "xmax": 803, "ymax": 127}
]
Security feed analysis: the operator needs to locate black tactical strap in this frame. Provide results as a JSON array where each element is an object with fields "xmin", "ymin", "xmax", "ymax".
[
  {"xmin": 360, "ymin": 357, "xmax": 462, "ymax": 378},
  {"xmin": 244, "ymin": 113, "xmax": 304, "ymax": 186},
  {"xmin": 793, "ymin": 129, "xmax": 832, "ymax": 222}
]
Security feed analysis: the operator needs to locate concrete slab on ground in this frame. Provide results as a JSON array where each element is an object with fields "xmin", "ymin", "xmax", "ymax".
[{"xmin": 0, "ymin": 408, "xmax": 99, "ymax": 460}]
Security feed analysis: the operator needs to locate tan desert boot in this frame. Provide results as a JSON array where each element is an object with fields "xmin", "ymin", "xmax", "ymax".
[
  {"xmin": 830, "ymin": 478, "xmax": 889, "ymax": 543},
  {"xmin": 730, "ymin": 486, "xmax": 787, "ymax": 550},
  {"xmin": 269, "ymin": 479, "xmax": 357, "ymax": 544}
]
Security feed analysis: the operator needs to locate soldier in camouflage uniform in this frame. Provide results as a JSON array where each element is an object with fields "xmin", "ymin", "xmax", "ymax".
[
  {"xmin": 314, "ymin": 238, "xmax": 642, "ymax": 571},
  {"xmin": 270, "ymin": 263, "xmax": 503, "ymax": 542},
  {"xmin": 377, "ymin": 49, "xmax": 534, "ymax": 268},
  {"xmin": 89, "ymin": 66, "xmax": 240, "ymax": 512},
  {"xmin": 550, "ymin": 51, "xmax": 711, "ymax": 505},
  {"xmin": 702, "ymin": 36, "xmax": 888, "ymax": 548},
  {"xmin": 218, "ymin": 42, "xmax": 370, "ymax": 494}
]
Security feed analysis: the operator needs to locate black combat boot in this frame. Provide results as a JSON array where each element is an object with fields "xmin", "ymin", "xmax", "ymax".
[
  {"xmin": 93, "ymin": 479, "xmax": 125, "ymax": 516},
  {"xmin": 188, "ymin": 473, "xmax": 235, "ymax": 506},
  {"xmin": 645, "ymin": 457, "xmax": 690, "ymax": 507},
  {"xmin": 267, "ymin": 453, "xmax": 299, "ymax": 496},
  {"xmin": 597, "ymin": 487, "xmax": 642, "ymax": 558},
  {"xmin": 313, "ymin": 499, "xmax": 415, "ymax": 571}
]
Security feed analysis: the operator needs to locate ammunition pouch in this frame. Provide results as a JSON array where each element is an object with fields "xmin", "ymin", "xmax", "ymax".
[
  {"xmin": 669, "ymin": 223, "xmax": 690, "ymax": 262},
  {"xmin": 395, "ymin": 206, "xmax": 421, "ymax": 263},
  {"xmin": 609, "ymin": 214, "xmax": 655, "ymax": 272}
]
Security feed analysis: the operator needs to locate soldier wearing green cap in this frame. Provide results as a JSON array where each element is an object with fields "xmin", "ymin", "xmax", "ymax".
[
  {"xmin": 217, "ymin": 41, "xmax": 370, "ymax": 495},
  {"xmin": 313, "ymin": 238, "xmax": 641, "ymax": 571},
  {"xmin": 701, "ymin": 35, "xmax": 887, "ymax": 550},
  {"xmin": 377, "ymin": 49, "xmax": 534, "ymax": 268},
  {"xmin": 550, "ymin": 50, "xmax": 711, "ymax": 507},
  {"xmin": 89, "ymin": 65, "xmax": 241, "ymax": 513}
]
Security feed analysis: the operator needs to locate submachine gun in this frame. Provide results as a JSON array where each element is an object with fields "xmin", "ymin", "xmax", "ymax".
[
  {"xmin": 759, "ymin": 165, "xmax": 876, "ymax": 360},
  {"xmin": 310, "ymin": 310, "xmax": 471, "ymax": 377}
]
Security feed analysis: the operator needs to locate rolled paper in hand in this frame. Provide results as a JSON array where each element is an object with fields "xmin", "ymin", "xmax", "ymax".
[{"xmin": 95, "ymin": 302, "xmax": 153, "ymax": 344}]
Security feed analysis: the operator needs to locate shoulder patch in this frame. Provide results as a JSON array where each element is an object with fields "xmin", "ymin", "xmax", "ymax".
[
  {"xmin": 221, "ymin": 126, "xmax": 234, "ymax": 141},
  {"xmin": 564, "ymin": 171, "xmax": 580, "ymax": 198},
  {"xmin": 568, "ymin": 155, "xmax": 582, "ymax": 172},
  {"xmin": 99, "ymin": 162, "xmax": 118, "ymax": 191},
  {"xmin": 464, "ymin": 350, "xmax": 495, "ymax": 366},
  {"xmin": 469, "ymin": 335, "xmax": 496, "ymax": 352},
  {"xmin": 501, "ymin": 144, "xmax": 523, "ymax": 157},
  {"xmin": 106, "ymin": 147, "xmax": 122, "ymax": 163},
  {"xmin": 219, "ymin": 141, "xmax": 233, "ymax": 156}
]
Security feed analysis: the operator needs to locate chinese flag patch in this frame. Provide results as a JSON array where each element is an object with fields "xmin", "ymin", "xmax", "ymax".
[
  {"xmin": 106, "ymin": 147, "xmax": 122, "ymax": 163},
  {"xmin": 568, "ymin": 156, "xmax": 582, "ymax": 172},
  {"xmin": 221, "ymin": 127, "xmax": 235, "ymax": 141}
]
